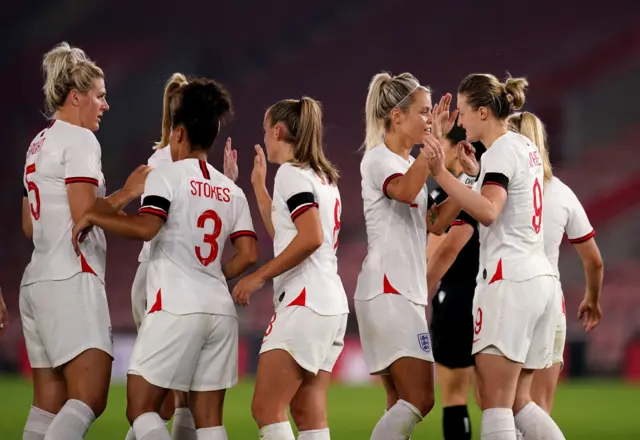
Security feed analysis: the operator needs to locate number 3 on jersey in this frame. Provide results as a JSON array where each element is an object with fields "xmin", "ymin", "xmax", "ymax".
[
  {"xmin": 532, "ymin": 177, "xmax": 543, "ymax": 234},
  {"xmin": 25, "ymin": 164, "xmax": 41, "ymax": 220},
  {"xmin": 195, "ymin": 209, "xmax": 222, "ymax": 266}
]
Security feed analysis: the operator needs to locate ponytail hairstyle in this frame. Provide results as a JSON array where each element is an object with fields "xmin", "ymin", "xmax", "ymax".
[
  {"xmin": 363, "ymin": 72, "xmax": 430, "ymax": 151},
  {"xmin": 154, "ymin": 73, "xmax": 188, "ymax": 149},
  {"xmin": 42, "ymin": 42, "xmax": 104, "ymax": 118},
  {"xmin": 167, "ymin": 78, "xmax": 233, "ymax": 151},
  {"xmin": 458, "ymin": 73, "xmax": 528, "ymax": 119},
  {"xmin": 267, "ymin": 97, "xmax": 339, "ymax": 185},
  {"xmin": 508, "ymin": 111, "xmax": 553, "ymax": 184}
]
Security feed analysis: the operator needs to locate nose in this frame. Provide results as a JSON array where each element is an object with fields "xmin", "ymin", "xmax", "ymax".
[{"xmin": 103, "ymin": 99, "xmax": 110, "ymax": 111}]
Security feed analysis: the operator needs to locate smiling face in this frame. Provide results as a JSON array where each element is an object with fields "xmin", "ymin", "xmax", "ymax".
[
  {"xmin": 456, "ymin": 92, "xmax": 488, "ymax": 143},
  {"xmin": 390, "ymin": 89, "xmax": 433, "ymax": 145},
  {"xmin": 76, "ymin": 77, "xmax": 109, "ymax": 132}
]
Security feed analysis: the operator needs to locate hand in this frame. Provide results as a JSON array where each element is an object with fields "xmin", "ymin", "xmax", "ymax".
[
  {"xmin": 421, "ymin": 135, "xmax": 446, "ymax": 176},
  {"xmin": 578, "ymin": 295, "xmax": 602, "ymax": 333},
  {"xmin": 123, "ymin": 165, "xmax": 152, "ymax": 199},
  {"xmin": 457, "ymin": 141, "xmax": 479, "ymax": 176},
  {"xmin": 223, "ymin": 137, "xmax": 239, "ymax": 182},
  {"xmin": 0, "ymin": 288, "xmax": 8, "ymax": 335},
  {"xmin": 432, "ymin": 93, "xmax": 458, "ymax": 138},
  {"xmin": 232, "ymin": 273, "xmax": 266, "ymax": 307},
  {"xmin": 251, "ymin": 145, "xmax": 267, "ymax": 188},
  {"xmin": 71, "ymin": 214, "xmax": 94, "ymax": 256}
]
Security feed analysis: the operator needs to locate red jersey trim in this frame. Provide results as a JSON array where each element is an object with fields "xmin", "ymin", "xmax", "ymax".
[
  {"xmin": 569, "ymin": 230, "xmax": 596, "ymax": 244},
  {"xmin": 138, "ymin": 207, "xmax": 168, "ymax": 221},
  {"xmin": 382, "ymin": 173, "xmax": 404, "ymax": 199},
  {"xmin": 230, "ymin": 230, "xmax": 258, "ymax": 241},
  {"xmin": 65, "ymin": 177, "xmax": 99, "ymax": 186}
]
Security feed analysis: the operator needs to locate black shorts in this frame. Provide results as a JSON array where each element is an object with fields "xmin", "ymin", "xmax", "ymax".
[{"xmin": 430, "ymin": 284, "xmax": 475, "ymax": 369}]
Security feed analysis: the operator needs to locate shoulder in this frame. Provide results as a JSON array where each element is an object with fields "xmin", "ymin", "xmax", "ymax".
[
  {"xmin": 148, "ymin": 146, "xmax": 172, "ymax": 167},
  {"xmin": 55, "ymin": 120, "xmax": 100, "ymax": 152}
]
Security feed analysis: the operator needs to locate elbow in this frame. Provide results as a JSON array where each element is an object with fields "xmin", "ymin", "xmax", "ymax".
[
  {"xmin": 245, "ymin": 247, "xmax": 258, "ymax": 266},
  {"xmin": 138, "ymin": 227, "xmax": 158, "ymax": 242},
  {"xmin": 396, "ymin": 190, "xmax": 418, "ymax": 205},
  {"xmin": 429, "ymin": 227, "xmax": 445, "ymax": 236},
  {"xmin": 587, "ymin": 257, "xmax": 604, "ymax": 272},
  {"xmin": 304, "ymin": 233, "xmax": 323, "ymax": 253},
  {"xmin": 478, "ymin": 211, "xmax": 498, "ymax": 227}
]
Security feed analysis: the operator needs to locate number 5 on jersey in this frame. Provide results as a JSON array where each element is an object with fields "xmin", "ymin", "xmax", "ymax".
[
  {"xmin": 195, "ymin": 209, "xmax": 222, "ymax": 266},
  {"xmin": 25, "ymin": 164, "xmax": 41, "ymax": 220}
]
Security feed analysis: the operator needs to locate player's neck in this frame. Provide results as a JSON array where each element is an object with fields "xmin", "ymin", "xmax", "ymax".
[
  {"xmin": 54, "ymin": 109, "xmax": 82, "ymax": 128},
  {"xmin": 384, "ymin": 133, "xmax": 412, "ymax": 161},
  {"xmin": 482, "ymin": 121, "xmax": 508, "ymax": 149},
  {"xmin": 184, "ymin": 151, "xmax": 208, "ymax": 162}
]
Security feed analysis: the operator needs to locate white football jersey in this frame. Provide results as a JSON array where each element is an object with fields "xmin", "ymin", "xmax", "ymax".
[
  {"xmin": 141, "ymin": 159, "xmax": 256, "ymax": 317},
  {"xmin": 475, "ymin": 131, "xmax": 554, "ymax": 284},
  {"xmin": 271, "ymin": 163, "xmax": 348, "ymax": 316},
  {"xmin": 21, "ymin": 120, "xmax": 107, "ymax": 286},
  {"xmin": 355, "ymin": 144, "xmax": 434, "ymax": 305},
  {"xmin": 543, "ymin": 176, "xmax": 594, "ymax": 279},
  {"xmin": 138, "ymin": 146, "xmax": 172, "ymax": 263}
]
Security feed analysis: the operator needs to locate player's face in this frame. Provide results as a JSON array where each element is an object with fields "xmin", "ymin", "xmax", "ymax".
[
  {"xmin": 263, "ymin": 115, "xmax": 280, "ymax": 164},
  {"xmin": 396, "ymin": 90, "xmax": 432, "ymax": 144},
  {"xmin": 78, "ymin": 77, "xmax": 109, "ymax": 132},
  {"xmin": 456, "ymin": 93, "xmax": 482, "ymax": 142}
]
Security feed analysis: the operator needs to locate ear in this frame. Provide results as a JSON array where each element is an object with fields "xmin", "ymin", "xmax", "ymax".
[
  {"xmin": 68, "ymin": 89, "xmax": 81, "ymax": 107},
  {"xmin": 479, "ymin": 106, "xmax": 489, "ymax": 121},
  {"xmin": 175, "ymin": 125, "xmax": 186, "ymax": 144},
  {"xmin": 274, "ymin": 122, "xmax": 285, "ymax": 141},
  {"xmin": 390, "ymin": 108, "xmax": 402, "ymax": 127}
]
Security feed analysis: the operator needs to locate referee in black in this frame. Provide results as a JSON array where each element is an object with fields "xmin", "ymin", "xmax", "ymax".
[{"xmin": 427, "ymin": 123, "xmax": 485, "ymax": 440}]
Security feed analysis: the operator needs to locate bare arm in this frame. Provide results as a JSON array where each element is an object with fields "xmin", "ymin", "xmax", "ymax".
[
  {"xmin": 223, "ymin": 236, "xmax": 258, "ymax": 280},
  {"xmin": 22, "ymin": 197, "xmax": 33, "ymax": 239},
  {"xmin": 253, "ymin": 184, "xmax": 275, "ymax": 239},
  {"xmin": 427, "ymin": 223, "xmax": 474, "ymax": 296},
  {"xmin": 385, "ymin": 153, "xmax": 432, "ymax": 204},
  {"xmin": 574, "ymin": 237, "xmax": 604, "ymax": 332},
  {"xmin": 254, "ymin": 208, "xmax": 323, "ymax": 281},
  {"xmin": 80, "ymin": 211, "xmax": 164, "ymax": 242},
  {"xmin": 434, "ymin": 170, "xmax": 507, "ymax": 226},
  {"xmin": 426, "ymin": 198, "xmax": 463, "ymax": 235},
  {"xmin": 426, "ymin": 232, "xmax": 447, "ymax": 263}
]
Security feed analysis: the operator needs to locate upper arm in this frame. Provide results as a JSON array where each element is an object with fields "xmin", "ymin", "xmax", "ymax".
[
  {"xmin": 230, "ymin": 194, "xmax": 258, "ymax": 260},
  {"xmin": 479, "ymin": 147, "xmax": 517, "ymax": 219},
  {"xmin": 64, "ymin": 133, "xmax": 102, "ymax": 223},
  {"xmin": 565, "ymin": 188, "xmax": 595, "ymax": 244},
  {"xmin": 137, "ymin": 168, "xmax": 174, "ymax": 239},
  {"xmin": 276, "ymin": 166, "xmax": 323, "ymax": 246},
  {"xmin": 573, "ymin": 237, "xmax": 603, "ymax": 268}
]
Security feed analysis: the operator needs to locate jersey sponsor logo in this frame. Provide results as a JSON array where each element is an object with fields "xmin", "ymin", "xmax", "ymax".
[{"xmin": 417, "ymin": 332, "xmax": 431, "ymax": 353}]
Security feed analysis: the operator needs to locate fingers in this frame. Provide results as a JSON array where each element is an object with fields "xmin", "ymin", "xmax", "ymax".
[
  {"xmin": 72, "ymin": 232, "xmax": 80, "ymax": 256},
  {"xmin": 232, "ymin": 149, "xmax": 238, "ymax": 162},
  {"xmin": 225, "ymin": 137, "xmax": 232, "ymax": 153}
]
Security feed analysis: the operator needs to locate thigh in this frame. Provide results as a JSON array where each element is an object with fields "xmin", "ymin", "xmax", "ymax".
[
  {"xmin": 130, "ymin": 263, "xmax": 148, "ymax": 330},
  {"xmin": 62, "ymin": 348, "xmax": 113, "ymax": 415},
  {"xmin": 33, "ymin": 274, "xmax": 114, "ymax": 368},
  {"xmin": 389, "ymin": 356, "xmax": 435, "ymax": 416},
  {"xmin": 129, "ymin": 311, "xmax": 205, "ymax": 392},
  {"xmin": 189, "ymin": 389, "xmax": 226, "ymax": 429},
  {"xmin": 126, "ymin": 373, "xmax": 171, "ymax": 423},
  {"xmin": 355, "ymin": 295, "xmax": 434, "ymax": 375},
  {"xmin": 530, "ymin": 364, "xmax": 562, "ymax": 414},
  {"xmin": 475, "ymin": 353, "xmax": 522, "ymax": 409},
  {"xmin": 436, "ymin": 364, "xmax": 474, "ymax": 407},
  {"xmin": 290, "ymin": 370, "xmax": 332, "ymax": 431},
  {"xmin": 191, "ymin": 315, "xmax": 238, "ymax": 392},
  {"xmin": 20, "ymin": 285, "xmax": 50, "ymax": 369}
]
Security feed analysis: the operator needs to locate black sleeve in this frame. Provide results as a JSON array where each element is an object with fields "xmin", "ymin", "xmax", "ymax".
[
  {"xmin": 431, "ymin": 186, "xmax": 449, "ymax": 205},
  {"xmin": 138, "ymin": 195, "xmax": 171, "ymax": 221},
  {"xmin": 482, "ymin": 172, "xmax": 509, "ymax": 189},
  {"xmin": 286, "ymin": 192, "xmax": 318, "ymax": 221}
]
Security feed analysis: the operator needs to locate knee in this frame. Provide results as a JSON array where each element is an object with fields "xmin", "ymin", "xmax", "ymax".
[
  {"xmin": 79, "ymin": 392, "xmax": 108, "ymax": 418},
  {"xmin": 290, "ymin": 402, "xmax": 326, "ymax": 431},
  {"xmin": 251, "ymin": 394, "xmax": 282, "ymax": 427},
  {"xmin": 403, "ymin": 390, "xmax": 435, "ymax": 417}
]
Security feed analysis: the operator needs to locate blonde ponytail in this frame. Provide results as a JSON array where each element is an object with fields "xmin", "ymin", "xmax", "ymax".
[
  {"xmin": 154, "ymin": 73, "xmax": 188, "ymax": 149},
  {"xmin": 508, "ymin": 111, "xmax": 553, "ymax": 184}
]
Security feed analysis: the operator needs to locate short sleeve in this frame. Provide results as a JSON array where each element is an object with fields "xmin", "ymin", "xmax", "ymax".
[
  {"xmin": 430, "ymin": 186, "xmax": 449, "ymax": 205},
  {"xmin": 364, "ymin": 151, "xmax": 409, "ymax": 198},
  {"xmin": 138, "ymin": 168, "xmax": 174, "ymax": 221},
  {"xmin": 63, "ymin": 131, "xmax": 102, "ymax": 186},
  {"xmin": 481, "ymin": 144, "xmax": 518, "ymax": 190},
  {"xmin": 565, "ymin": 188, "xmax": 594, "ymax": 243},
  {"xmin": 230, "ymin": 193, "xmax": 257, "ymax": 242},
  {"xmin": 275, "ymin": 165, "xmax": 317, "ymax": 221}
]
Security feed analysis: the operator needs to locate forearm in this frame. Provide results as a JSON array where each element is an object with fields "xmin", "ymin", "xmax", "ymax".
[
  {"xmin": 253, "ymin": 184, "xmax": 275, "ymax": 239},
  {"xmin": 223, "ymin": 253, "xmax": 255, "ymax": 280},
  {"xmin": 435, "ymin": 171, "xmax": 495, "ymax": 226},
  {"xmin": 429, "ymin": 199, "xmax": 462, "ymax": 234},
  {"xmin": 255, "ymin": 235, "xmax": 318, "ymax": 281},
  {"xmin": 87, "ymin": 212, "xmax": 152, "ymax": 240},
  {"xmin": 427, "ymin": 246, "xmax": 459, "ymax": 297},
  {"xmin": 584, "ymin": 261, "xmax": 604, "ymax": 302},
  {"xmin": 392, "ymin": 155, "xmax": 431, "ymax": 203},
  {"xmin": 102, "ymin": 188, "xmax": 137, "ymax": 212}
]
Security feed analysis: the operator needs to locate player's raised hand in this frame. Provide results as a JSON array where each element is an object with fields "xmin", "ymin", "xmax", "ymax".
[
  {"xmin": 457, "ymin": 141, "xmax": 479, "ymax": 176},
  {"xmin": 578, "ymin": 295, "xmax": 602, "ymax": 333},
  {"xmin": 251, "ymin": 144, "xmax": 267, "ymax": 188},
  {"xmin": 124, "ymin": 165, "xmax": 152, "ymax": 198},
  {"xmin": 432, "ymin": 93, "xmax": 458, "ymax": 138},
  {"xmin": 421, "ymin": 135, "xmax": 445, "ymax": 176},
  {"xmin": 0, "ymin": 287, "xmax": 8, "ymax": 335},
  {"xmin": 232, "ymin": 273, "xmax": 265, "ymax": 307},
  {"xmin": 223, "ymin": 137, "xmax": 239, "ymax": 182}
]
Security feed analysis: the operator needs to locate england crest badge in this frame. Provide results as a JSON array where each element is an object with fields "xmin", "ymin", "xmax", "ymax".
[{"xmin": 417, "ymin": 332, "xmax": 431, "ymax": 353}]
